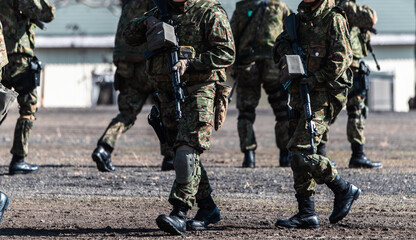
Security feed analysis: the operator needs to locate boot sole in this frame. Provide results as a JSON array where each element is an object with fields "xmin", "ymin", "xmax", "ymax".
[
  {"xmin": 156, "ymin": 215, "xmax": 185, "ymax": 236},
  {"xmin": 9, "ymin": 169, "xmax": 39, "ymax": 175},
  {"xmin": 187, "ymin": 215, "xmax": 221, "ymax": 231},
  {"xmin": 275, "ymin": 224, "xmax": 320, "ymax": 229},
  {"xmin": 349, "ymin": 164, "xmax": 383, "ymax": 169},
  {"xmin": 330, "ymin": 188, "xmax": 361, "ymax": 224}
]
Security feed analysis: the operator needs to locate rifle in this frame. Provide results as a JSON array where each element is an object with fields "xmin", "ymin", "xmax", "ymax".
[
  {"xmin": 283, "ymin": 13, "xmax": 317, "ymax": 154},
  {"xmin": 360, "ymin": 27, "xmax": 380, "ymax": 71},
  {"xmin": 150, "ymin": 0, "xmax": 185, "ymax": 120}
]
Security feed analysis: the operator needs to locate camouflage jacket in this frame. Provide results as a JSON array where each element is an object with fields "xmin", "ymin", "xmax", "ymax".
[
  {"xmin": 0, "ymin": 0, "xmax": 55, "ymax": 57},
  {"xmin": 274, "ymin": 0, "xmax": 353, "ymax": 93},
  {"xmin": 113, "ymin": 0, "xmax": 154, "ymax": 64},
  {"xmin": 0, "ymin": 21, "xmax": 8, "ymax": 69},
  {"xmin": 231, "ymin": 0, "xmax": 291, "ymax": 65},
  {"xmin": 337, "ymin": 0, "xmax": 377, "ymax": 61},
  {"xmin": 123, "ymin": 0, "xmax": 235, "ymax": 83}
]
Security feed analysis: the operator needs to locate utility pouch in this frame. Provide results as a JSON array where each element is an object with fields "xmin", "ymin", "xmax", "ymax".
[
  {"xmin": 0, "ymin": 83, "xmax": 18, "ymax": 124},
  {"xmin": 146, "ymin": 17, "xmax": 177, "ymax": 51},
  {"xmin": 30, "ymin": 56, "xmax": 42, "ymax": 87},
  {"xmin": 16, "ymin": 56, "xmax": 42, "ymax": 95},
  {"xmin": 359, "ymin": 61, "xmax": 370, "ymax": 92},
  {"xmin": 214, "ymin": 82, "xmax": 232, "ymax": 131},
  {"xmin": 279, "ymin": 55, "xmax": 306, "ymax": 85}
]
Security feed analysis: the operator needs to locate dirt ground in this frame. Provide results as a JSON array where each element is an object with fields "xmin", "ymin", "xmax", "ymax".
[{"xmin": 0, "ymin": 106, "xmax": 415, "ymax": 239}]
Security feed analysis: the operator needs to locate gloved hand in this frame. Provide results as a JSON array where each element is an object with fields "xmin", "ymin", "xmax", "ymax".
[
  {"xmin": 172, "ymin": 59, "xmax": 190, "ymax": 76},
  {"xmin": 300, "ymin": 75, "xmax": 316, "ymax": 91}
]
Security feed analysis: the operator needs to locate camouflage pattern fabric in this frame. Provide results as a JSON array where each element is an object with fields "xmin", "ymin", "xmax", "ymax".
[
  {"xmin": 96, "ymin": 0, "xmax": 156, "ymax": 153},
  {"xmin": 97, "ymin": 61, "xmax": 155, "ymax": 150},
  {"xmin": 231, "ymin": 0, "xmax": 291, "ymax": 153},
  {"xmin": 169, "ymin": 147, "xmax": 213, "ymax": 208},
  {"xmin": 337, "ymin": 0, "xmax": 377, "ymax": 59},
  {"xmin": 231, "ymin": 0, "xmax": 291, "ymax": 64},
  {"xmin": 2, "ymin": 54, "xmax": 37, "ymax": 157},
  {"xmin": 274, "ymin": 0, "xmax": 353, "ymax": 197},
  {"xmin": 235, "ymin": 59, "xmax": 290, "ymax": 152},
  {"xmin": 336, "ymin": 1, "xmax": 377, "ymax": 146},
  {"xmin": 0, "ymin": 0, "xmax": 55, "ymax": 57},
  {"xmin": 346, "ymin": 66, "xmax": 366, "ymax": 145},
  {"xmin": 124, "ymin": 0, "xmax": 235, "ymax": 207},
  {"xmin": 0, "ymin": 0, "xmax": 55, "ymax": 157},
  {"xmin": 113, "ymin": 0, "xmax": 154, "ymax": 63}
]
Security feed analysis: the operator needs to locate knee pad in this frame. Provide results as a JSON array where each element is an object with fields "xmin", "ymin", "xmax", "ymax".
[{"xmin": 174, "ymin": 145, "xmax": 197, "ymax": 184}]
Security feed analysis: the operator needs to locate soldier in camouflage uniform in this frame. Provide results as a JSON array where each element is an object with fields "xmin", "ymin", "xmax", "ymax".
[
  {"xmin": 0, "ymin": 20, "xmax": 11, "ymax": 224},
  {"xmin": 230, "ymin": 0, "xmax": 292, "ymax": 168},
  {"xmin": 91, "ymin": 0, "xmax": 174, "ymax": 172},
  {"xmin": 273, "ymin": 0, "xmax": 361, "ymax": 229},
  {"xmin": 124, "ymin": 0, "xmax": 234, "ymax": 235},
  {"xmin": 0, "ymin": 0, "xmax": 55, "ymax": 175},
  {"xmin": 324, "ymin": 0, "xmax": 381, "ymax": 168}
]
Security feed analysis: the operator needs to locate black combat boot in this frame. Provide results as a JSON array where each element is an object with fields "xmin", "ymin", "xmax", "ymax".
[
  {"xmin": 326, "ymin": 175, "xmax": 361, "ymax": 224},
  {"xmin": 187, "ymin": 195, "xmax": 221, "ymax": 230},
  {"xmin": 349, "ymin": 143, "xmax": 382, "ymax": 168},
  {"xmin": 242, "ymin": 150, "xmax": 255, "ymax": 168},
  {"xmin": 0, "ymin": 191, "xmax": 9, "ymax": 224},
  {"xmin": 161, "ymin": 156, "xmax": 174, "ymax": 171},
  {"xmin": 156, "ymin": 203, "xmax": 189, "ymax": 235},
  {"xmin": 9, "ymin": 155, "xmax": 39, "ymax": 175},
  {"xmin": 279, "ymin": 149, "xmax": 290, "ymax": 167},
  {"xmin": 275, "ymin": 194, "xmax": 320, "ymax": 229},
  {"xmin": 91, "ymin": 144, "xmax": 115, "ymax": 172}
]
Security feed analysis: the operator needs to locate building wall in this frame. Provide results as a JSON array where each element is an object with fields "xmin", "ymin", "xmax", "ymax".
[{"xmin": 366, "ymin": 45, "xmax": 415, "ymax": 112}]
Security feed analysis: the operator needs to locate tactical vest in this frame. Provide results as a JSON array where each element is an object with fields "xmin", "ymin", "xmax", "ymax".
[
  {"xmin": 113, "ymin": 0, "xmax": 153, "ymax": 63},
  {"xmin": 297, "ymin": 7, "xmax": 352, "ymax": 93},
  {"xmin": 146, "ymin": 0, "xmax": 228, "ymax": 83},
  {"xmin": 0, "ymin": 0, "xmax": 36, "ymax": 56},
  {"xmin": 337, "ymin": 0, "xmax": 369, "ymax": 60},
  {"xmin": 233, "ymin": 0, "xmax": 290, "ymax": 64}
]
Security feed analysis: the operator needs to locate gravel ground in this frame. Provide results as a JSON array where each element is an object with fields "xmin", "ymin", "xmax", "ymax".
[{"xmin": 0, "ymin": 106, "xmax": 415, "ymax": 239}]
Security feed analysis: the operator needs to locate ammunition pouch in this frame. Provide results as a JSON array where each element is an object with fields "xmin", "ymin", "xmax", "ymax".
[
  {"xmin": 15, "ymin": 56, "xmax": 42, "ymax": 95},
  {"xmin": 278, "ymin": 55, "xmax": 306, "ymax": 86},
  {"xmin": 0, "ymin": 83, "xmax": 18, "ymax": 124},
  {"xmin": 145, "ymin": 17, "xmax": 177, "ymax": 52},
  {"xmin": 214, "ymin": 83, "xmax": 231, "ymax": 131}
]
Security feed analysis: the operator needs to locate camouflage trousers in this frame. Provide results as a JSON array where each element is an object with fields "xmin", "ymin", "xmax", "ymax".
[
  {"xmin": 168, "ymin": 151, "xmax": 212, "ymax": 208},
  {"xmin": 287, "ymin": 89, "xmax": 347, "ymax": 197},
  {"xmin": 235, "ymin": 59, "xmax": 290, "ymax": 153},
  {"xmin": 1, "ymin": 54, "xmax": 37, "ymax": 157},
  {"xmin": 322, "ymin": 68, "xmax": 367, "ymax": 146},
  {"xmin": 96, "ymin": 61, "xmax": 164, "ymax": 152},
  {"xmin": 154, "ymin": 80, "xmax": 216, "ymax": 208},
  {"xmin": 346, "ymin": 67, "xmax": 367, "ymax": 145}
]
